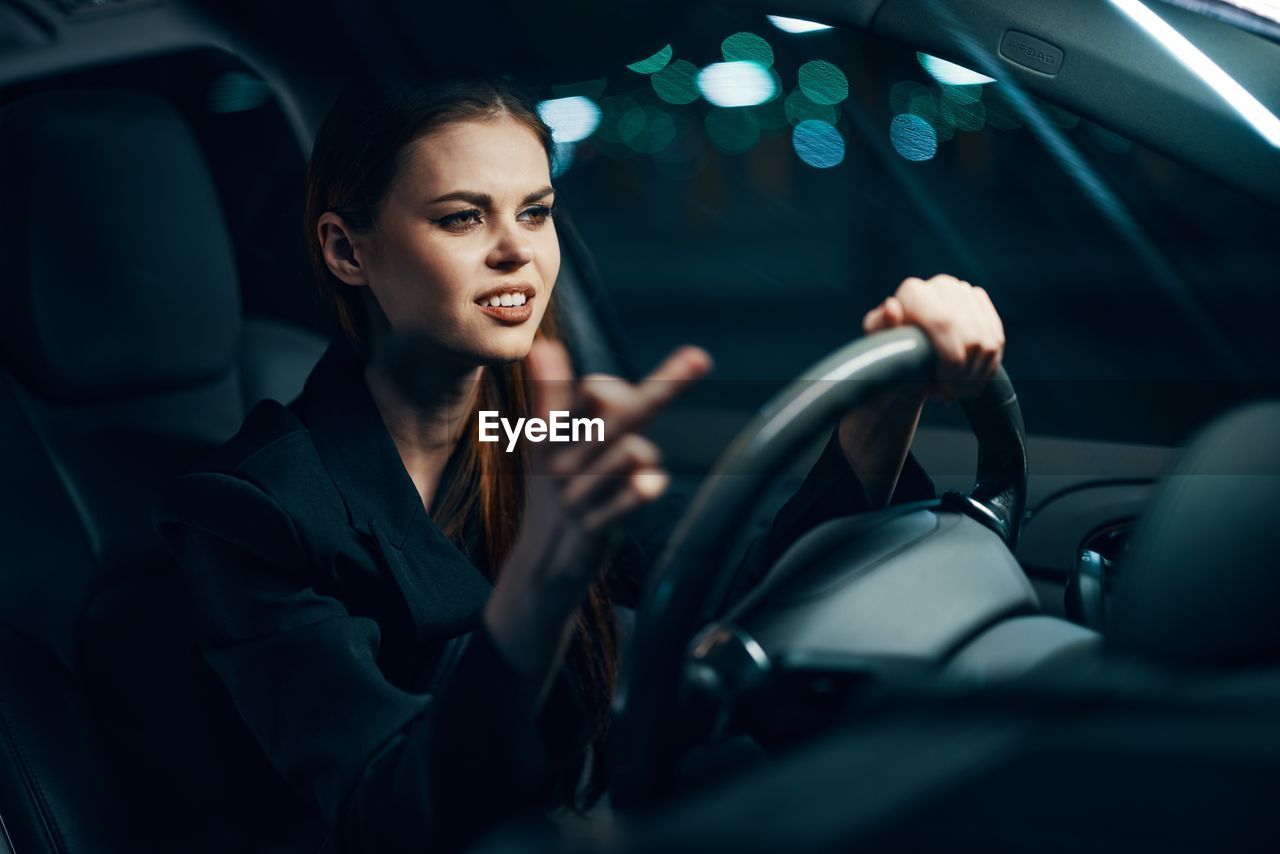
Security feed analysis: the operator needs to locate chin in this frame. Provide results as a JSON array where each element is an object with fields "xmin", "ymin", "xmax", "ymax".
[{"xmin": 473, "ymin": 339, "xmax": 536, "ymax": 367}]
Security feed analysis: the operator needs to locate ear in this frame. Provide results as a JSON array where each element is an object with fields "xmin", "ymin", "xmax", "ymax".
[{"xmin": 317, "ymin": 212, "xmax": 372, "ymax": 287}]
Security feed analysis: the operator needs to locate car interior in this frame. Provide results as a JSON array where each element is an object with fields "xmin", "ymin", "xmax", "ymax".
[{"xmin": 0, "ymin": 0, "xmax": 1277, "ymax": 851}]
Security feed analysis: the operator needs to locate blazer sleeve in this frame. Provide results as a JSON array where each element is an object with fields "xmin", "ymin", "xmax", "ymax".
[
  {"xmin": 607, "ymin": 426, "xmax": 935, "ymax": 610},
  {"xmin": 154, "ymin": 472, "xmax": 543, "ymax": 853}
]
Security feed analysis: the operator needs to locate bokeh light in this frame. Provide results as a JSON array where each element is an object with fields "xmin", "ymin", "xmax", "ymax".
[
  {"xmin": 890, "ymin": 80, "xmax": 930, "ymax": 114},
  {"xmin": 721, "ymin": 32, "xmax": 775, "ymax": 67},
  {"xmin": 753, "ymin": 94, "xmax": 790, "ymax": 130},
  {"xmin": 551, "ymin": 141, "xmax": 576, "ymax": 177},
  {"xmin": 627, "ymin": 44, "xmax": 673, "ymax": 75},
  {"xmin": 619, "ymin": 105, "xmax": 677, "ymax": 153},
  {"xmin": 939, "ymin": 82, "xmax": 982, "ymax": 106},
  {"xmin": 705, "ymin": 107, "xmax": 760, "ymax": 152},
  {"xmin": 786, "ymin": 89, "xmax": 838, "ymax": 126},
  {"xmin": 651, "ymin": 60, "xmax": 701, "ymax": 104},
  {"xmin": 537, "ymin": 96, "xmax": 602, "ymax": 143},
  {"xmin": 595, "ymin": 95, "xmax": 640, "ymax": 144},
  {"xmin": 917, "ymin": 53, "xmax": 995, "ymax": 85},
  {"xmin": 941, "ymin": 97, "xmax": 985, "ymax": 132},
  {"xmin": 698, "ymin": 61, "xmax": 778, "ymax": 108},
  {"xmin": 798, "ymin": 61, "xmax": 849, "ymax": 105},
  {"xmin": 652, "ymin": 113, "xmax": 708, "ymax": 180},
  {"xmin": 890, "ymin": 113, "xmax": 938, "ymax": 161},
  {"xmin": 908, "ymin": 92, "xmax": 953, "ymax": 141},
  {"xmin": 767, "ymin": 15, "xmax": 833, "ymax": 34},
  {"xmin": 792, "ymin": 120, "xmax": 845, "ymax": 168}
]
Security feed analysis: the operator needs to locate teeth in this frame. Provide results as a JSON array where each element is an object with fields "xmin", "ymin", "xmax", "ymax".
[{"xmin": 481, "ymin": 290, "xmax": 530, "ymax": 308}]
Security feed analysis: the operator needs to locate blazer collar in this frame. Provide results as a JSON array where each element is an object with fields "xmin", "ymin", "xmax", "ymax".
[
  {"xmin": 290, "ymin": 332, "xmax": 428, "ymax": 547},
  {"xmin": 289, "ymin": 333, "xmax": 492, "ymax": 638}
]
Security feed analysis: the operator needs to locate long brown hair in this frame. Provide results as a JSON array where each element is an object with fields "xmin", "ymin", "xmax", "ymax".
[{"xmin": 304, "ymin": 79, "xmax": 617, "ymax": 808}]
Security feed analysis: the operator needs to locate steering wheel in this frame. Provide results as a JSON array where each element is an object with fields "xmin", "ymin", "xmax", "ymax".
[{"xmin": 610, "ymin": 327, "xmax": 1028, "ymax": 806}]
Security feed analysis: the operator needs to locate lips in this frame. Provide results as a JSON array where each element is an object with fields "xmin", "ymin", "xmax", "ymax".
[{"xmin": 476, "ymin": 300, "xmax": 534, "ymax": 324}]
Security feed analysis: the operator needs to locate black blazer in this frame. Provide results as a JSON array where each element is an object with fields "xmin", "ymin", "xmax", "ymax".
[{"xmin": 153, "ymin": 332, "xmax": 934, "ymax": 853}]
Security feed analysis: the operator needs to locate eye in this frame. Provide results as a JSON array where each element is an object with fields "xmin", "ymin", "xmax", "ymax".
[
  {"xmin": 433, "ymin": 209, "xmax": 484, "ymax": 232},
  {"xmin": 518, "ymin": 203, "xmax": 556, "ymax": 227}
]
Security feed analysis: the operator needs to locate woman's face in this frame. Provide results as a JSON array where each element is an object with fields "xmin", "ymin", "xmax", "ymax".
[{"xmin": 358, "ymin": 116, "xmax": 560, "ymax": 366}]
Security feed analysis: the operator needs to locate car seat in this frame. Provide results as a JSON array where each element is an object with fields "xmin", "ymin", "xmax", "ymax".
[{"xmin": 0, "ymin": 88, "xmax": 325, "ymax": 851}]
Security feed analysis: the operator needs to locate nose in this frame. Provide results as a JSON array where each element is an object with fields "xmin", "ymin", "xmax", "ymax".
[{"xmin": 485, "ymin": 221, "xmax": 534, "ymax": 271}]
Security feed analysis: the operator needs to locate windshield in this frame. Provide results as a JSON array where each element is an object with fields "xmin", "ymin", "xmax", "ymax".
[{"xmin": 544, "ymin": 7, "xmax": 1280, "ymax": 446}]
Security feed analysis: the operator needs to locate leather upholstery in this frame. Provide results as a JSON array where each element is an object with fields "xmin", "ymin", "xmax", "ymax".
[
  {"xmin": 0, "ymin": 88, "xmax": 324, "ymax": 851},
  {"xmin": 1109, "ymin": 401, "xmax": 1280, "ymax": 667}
]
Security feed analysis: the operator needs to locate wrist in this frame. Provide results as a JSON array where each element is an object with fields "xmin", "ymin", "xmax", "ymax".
[
  {"xmin": 862, "ymin": 384, "xmax": 927, "ymax": 416},
  {"xmin": 838, "ymin": 391, "xmax": 924, "ymax": 509},
  {"xmin": 839, "ymin": 392, "xmax": 923, "ymax": 457}
]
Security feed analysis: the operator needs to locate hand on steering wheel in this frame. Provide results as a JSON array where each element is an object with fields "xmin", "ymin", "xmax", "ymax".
[
  {"xmin": 839, "ymin": 275, "xmax": 1007, "ymax": 507},
  {"xmin": 862, "ymin": 274, "xmax": 1006, "ymax": 402}
]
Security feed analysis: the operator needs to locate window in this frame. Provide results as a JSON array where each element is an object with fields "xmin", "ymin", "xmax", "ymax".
[{"xmin": 550, "ymin": 8, "xmax": 1280, "ymax": 445}]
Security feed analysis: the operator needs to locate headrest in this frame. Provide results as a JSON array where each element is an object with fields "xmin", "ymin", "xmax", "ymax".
[
  {"xmin": 0, "ymin": 89, "xmax": 240, "ymax": 403},
  {"xmin": 1110, "ymin": 400, "xmax": 1280, "ymax": 668}
]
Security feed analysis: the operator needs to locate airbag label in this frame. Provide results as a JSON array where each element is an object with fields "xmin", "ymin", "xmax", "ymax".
[{"xmin": 999, "ymin": 30, "xmax": 1064, "ymax": 75}]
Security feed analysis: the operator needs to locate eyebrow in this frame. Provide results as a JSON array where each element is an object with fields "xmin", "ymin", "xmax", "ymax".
[{"xmin": 427, "ymin": 186, "xmax": 555, "ymax": 206}]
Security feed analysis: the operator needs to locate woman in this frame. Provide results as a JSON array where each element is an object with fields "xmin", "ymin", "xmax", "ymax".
[{"xmin": 154, "ymin": 78, "xmax": 1004, "ymax": 853}]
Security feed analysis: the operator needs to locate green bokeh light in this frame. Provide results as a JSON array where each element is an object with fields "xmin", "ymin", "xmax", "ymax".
[
  {"xmin": 753, "ymin": 94, "xmax": 789, "ymax": 130},
  {"xmin": 596, "ymin": 95, "xmax": 641, "ymax": 144},
  {"xmin": 766, "ymin": 68, "xmax": 783, "ymax": 102},
  {"xmin": 652, "ymin": 113, "xmax": 708, "ymax": 180},
  {"xmin": 651, "ymin": 59, "xmax": 701, "ymax": 105},
  {"xmin": 705, "ymin": 107, "xmax": 760, "ymax": 152},
  {"xmin": 798, "ymin": 60, "xmax": 848, "ymax": 105},
  {"xmin": 908, "ymin": 93, "xmax": 954, "ymax": 141},
  {"xmin": 941, "ymin": 97, "xmax": 985, "ymax": 132},
  {"xmin": 785, "ymin": 89, "xmax": 838, "ymax": 126},
  {"xmin": 620, "ymin": 105, "xmax": 677, "ymax": 153},
  {"xmin": 939, "ymin": 83, "xmax": 982, "ymax": 106},
  {"xmin": 626, "ymin": 44, "xmax": 673, "ymax": 75},
  {"xmin": 721, "ymin": 32, "xmax": 774, "ymax": 68},
  {"xmin": 890, "ymin": 80, "xmax": 929, "ymax": 115}
]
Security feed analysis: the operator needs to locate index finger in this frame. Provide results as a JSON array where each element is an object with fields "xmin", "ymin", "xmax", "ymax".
[
  {"xmin": 631, "ymin": 345, "xmax": 714, "ymax": 422},
  {"xmin": 587, "ymin": 346, "xmax": 713, "ymax": 440},
  {"xmin": 549, "ymin": 346, "xmax": 712, "ymax": 477}
]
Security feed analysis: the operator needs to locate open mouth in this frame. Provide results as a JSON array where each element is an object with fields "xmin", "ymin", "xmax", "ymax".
[
  {"xmin": 474, "ymin": 285, "xmax": 535, "ymax": 323},
  {"xmin": 474, "ymin": 283, "xmax": 534, "ymax": 308},
  {"xmin": 478, "ymin": 291, "xmax": 528, "ymax": 308}
]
